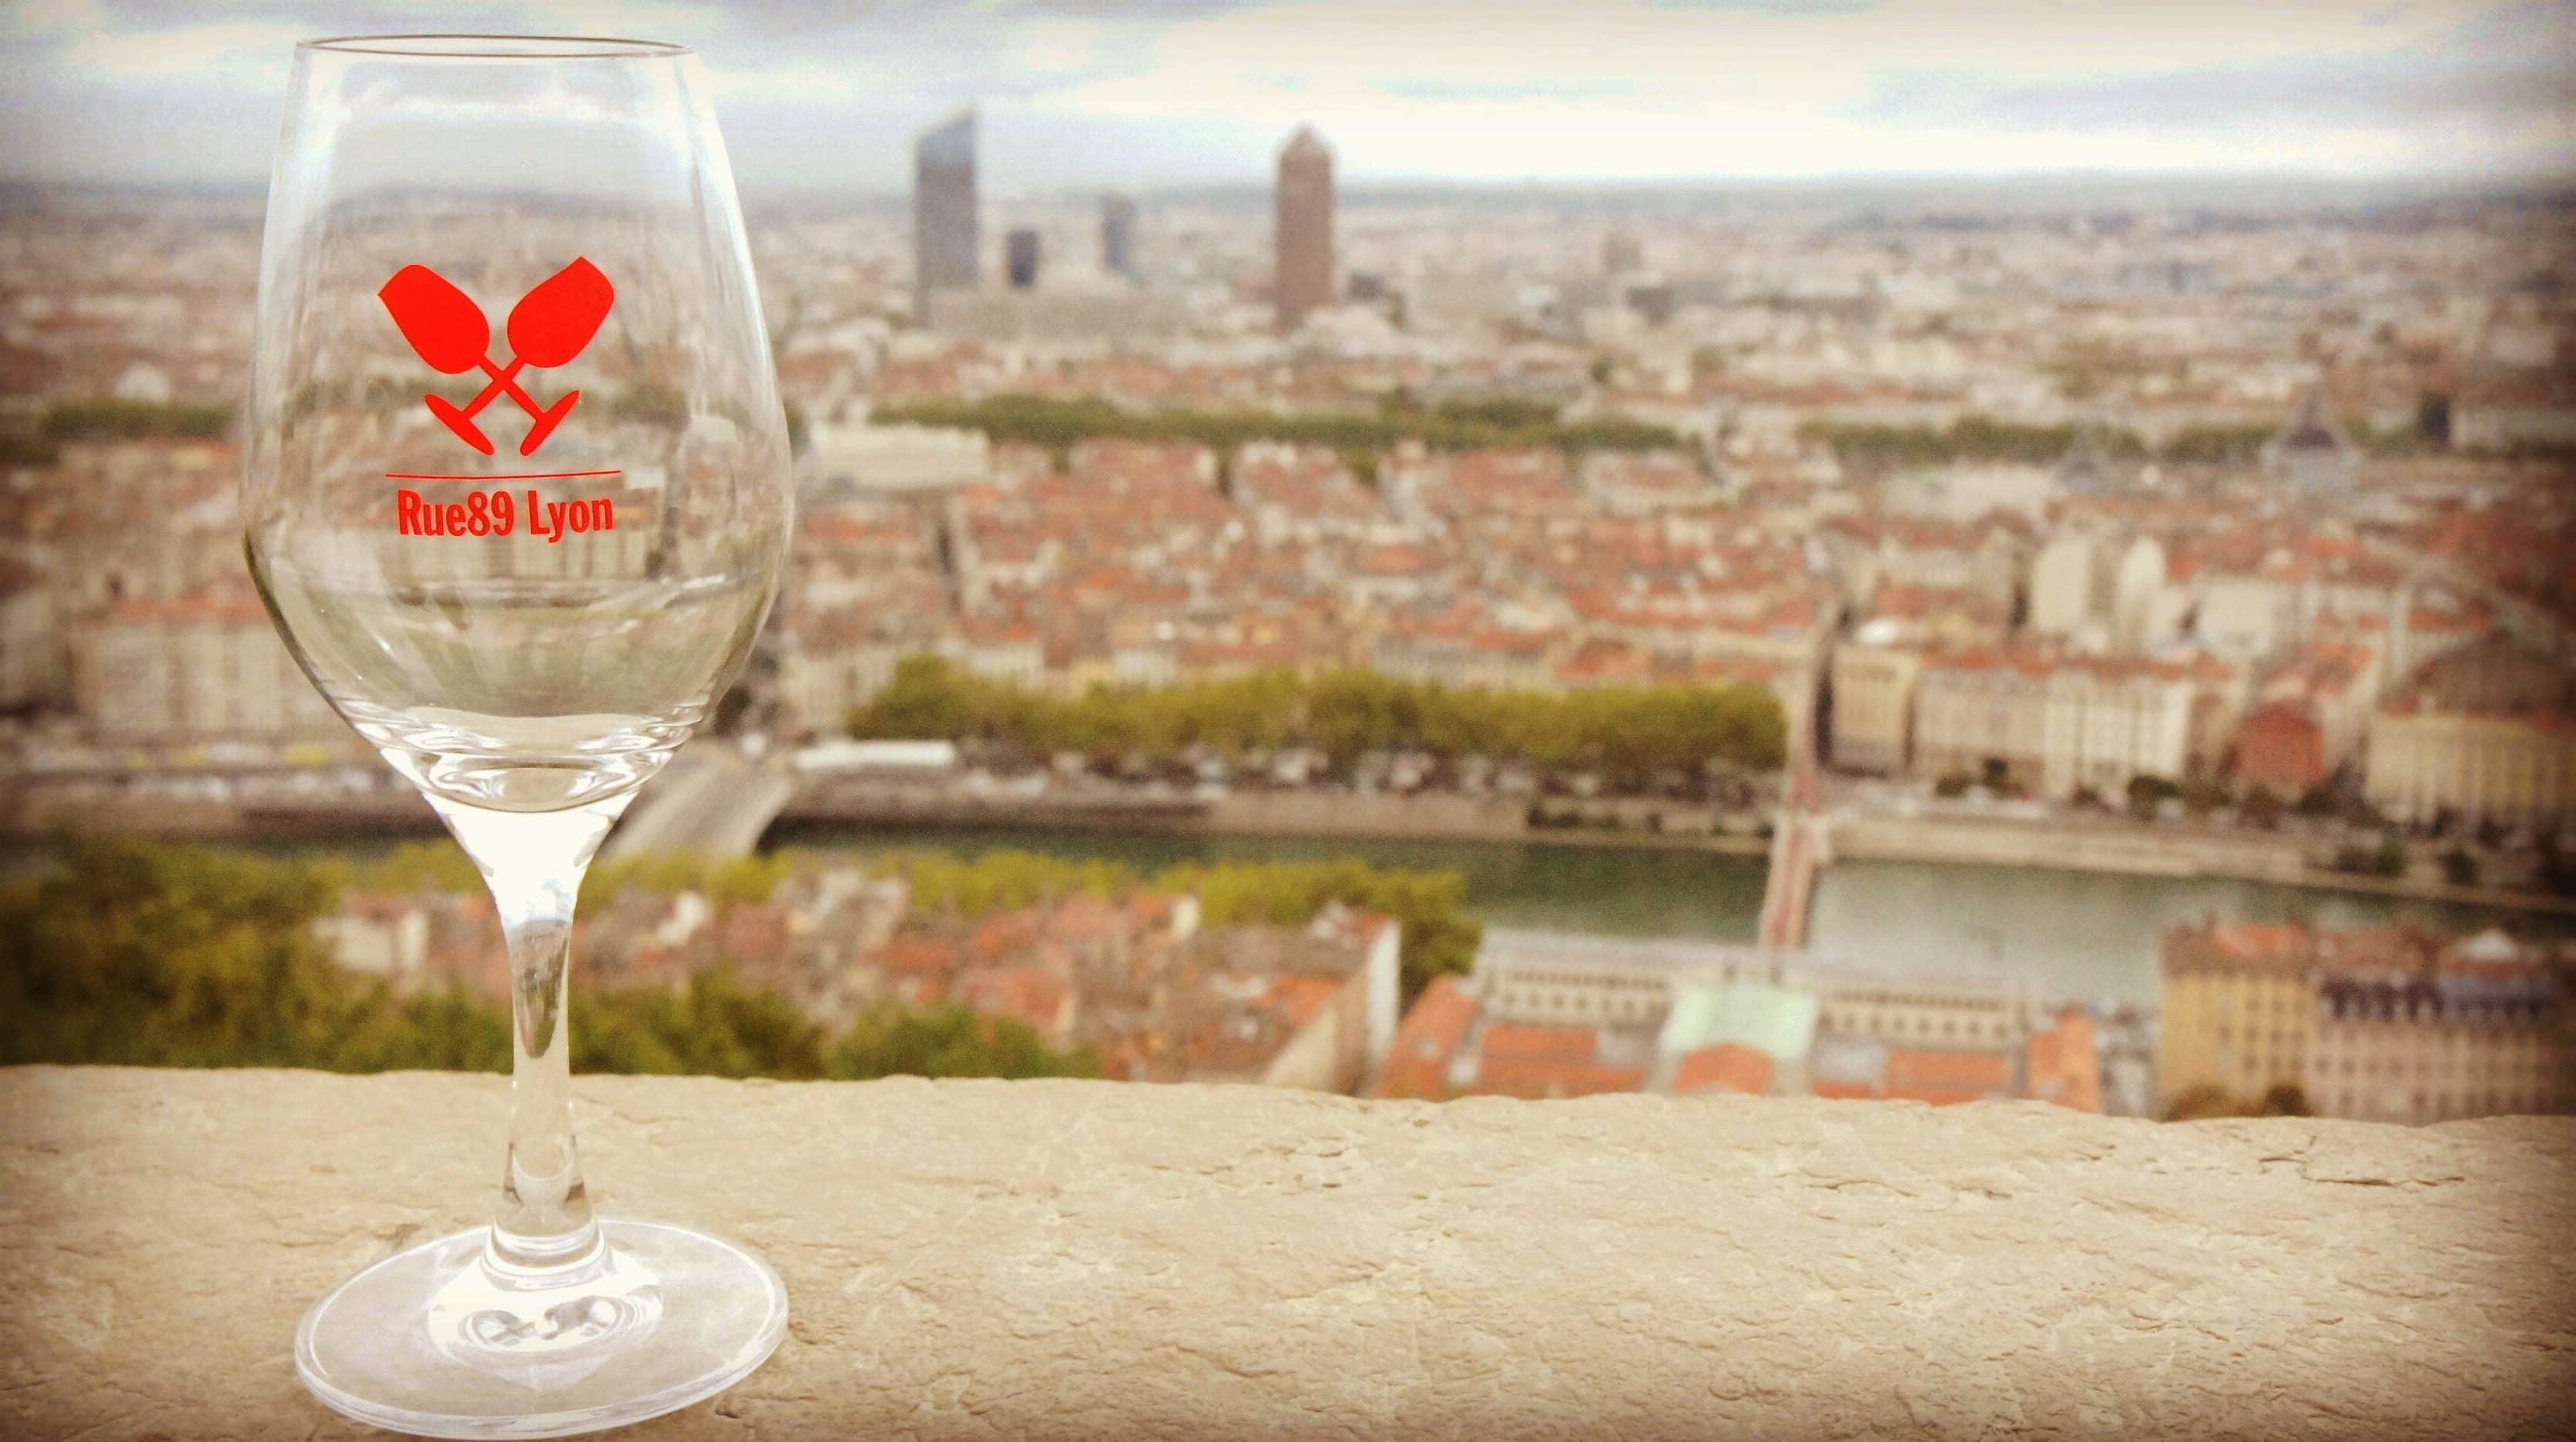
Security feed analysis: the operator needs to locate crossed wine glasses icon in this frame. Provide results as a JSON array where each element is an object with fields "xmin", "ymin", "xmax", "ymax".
[{"xmin": 379, "ymin": 257, "xmax": 615, "ymax": 458}]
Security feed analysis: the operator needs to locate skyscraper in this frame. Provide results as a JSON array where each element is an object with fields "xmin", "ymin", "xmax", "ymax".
[
  {"xmin": 1005, "ymin": 227, "xmax": 1041, "ymax": 290},
  {"xmin": 1100, "ymin": 192, "xmax": 1137, "ymax": 279},
  {"xmin": 1274, "ymin": 126, "xmax": 1333, "ymax": 331},
  {"xmin": 913, "ymin": 108, "xmax": 978, "ymax": 325}
]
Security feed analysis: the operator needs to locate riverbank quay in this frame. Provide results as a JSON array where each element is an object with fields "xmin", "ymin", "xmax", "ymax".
[
  {"xmin": 1830, "ymin": 811, "xmax": 2576, "ymax": 917},
  {"xmin": 9, "ymin": 773, "xmax": 2571, "ymax": 920},
  {"xmin": 2, "ymin": 782, "xmax": 443, "ymax": 840}
]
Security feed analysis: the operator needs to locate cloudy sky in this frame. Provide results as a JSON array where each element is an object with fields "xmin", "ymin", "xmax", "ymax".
[{"xmin": 4, "ymin": 0, "xmax": 2571, "ymax": 192}]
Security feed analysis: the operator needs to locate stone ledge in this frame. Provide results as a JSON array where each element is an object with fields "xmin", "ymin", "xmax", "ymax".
[{"xmin": 3, "ymin": 1065, "xmax": 2571, "ymax": 1440}]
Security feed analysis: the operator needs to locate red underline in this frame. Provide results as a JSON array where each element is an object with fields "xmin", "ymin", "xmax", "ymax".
[{"xmin": 386, "ymin": 468, "xmax": 625, "ymax": 482}]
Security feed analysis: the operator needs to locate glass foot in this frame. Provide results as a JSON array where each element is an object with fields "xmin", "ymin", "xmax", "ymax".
[{"xmin": 295, "ymin": 1219, "xmax": 787, "ymax": 1439}]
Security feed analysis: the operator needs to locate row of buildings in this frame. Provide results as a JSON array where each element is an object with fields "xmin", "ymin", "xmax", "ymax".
[
  {"xmin": 323, "ymin": 863, "xmax": 1403, "ymax": 1095},
  {"xmin": 1371, "ymin": 929, "xmax": 2118, "ymax": 1114},
  {"xmin": 1815, "ymin": 419, "xmax": 2574, "ymax": 827},
  {"xmin": 1833, "ymin": 619, "xmax": 2575, "ymax": 827},
  {"xmin": 317, "ymin": 846, "xmax": 2576, "ymax": 1127},
  {"xmin": 2159, "ymin": 919, "xmax": 2572, "ymax": 1124},
  {"xmin": 15, "ymin": 414, "xmax": 2573, "ymax": 847},
  {"xmin": 777, "ymin": 431, "xmax": 1838, "ymax": 750},
  {"xmin": 316, "ymin": 853, "xmax": 2122, "ymax": 1114},
  {"xmin": 313, "ymin": 843, "xmax": 2576, "ymax": 1125}
]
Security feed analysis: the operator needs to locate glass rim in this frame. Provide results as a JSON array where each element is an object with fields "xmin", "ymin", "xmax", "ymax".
[{"xmin": 298, "ymin": 34, "xmax": 692, "ymax": 60}]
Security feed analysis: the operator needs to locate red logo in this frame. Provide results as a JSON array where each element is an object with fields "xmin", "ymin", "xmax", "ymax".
[{"xmin": 379, "ymin": 258, "xmax": 615, "ymax": 457}]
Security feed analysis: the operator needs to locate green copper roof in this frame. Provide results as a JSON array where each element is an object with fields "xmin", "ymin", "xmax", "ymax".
[{"xmin": 1659, "ymin": 979, "xmax": 1819, "ymax": 1063}]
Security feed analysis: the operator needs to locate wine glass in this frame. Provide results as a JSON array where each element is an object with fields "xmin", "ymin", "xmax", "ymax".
[{"xmin": 243, "ymin": 35, "xmax": 793, "ymax": 1437}]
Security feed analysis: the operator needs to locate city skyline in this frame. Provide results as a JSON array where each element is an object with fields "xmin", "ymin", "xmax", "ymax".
[
  {"xmin": 3, "ymin": 1, "xmax": 2572, "ymax": 191},
  {"xmin": 5, "ymin": 108, "xmax": 2574, "ymax": 1132}
]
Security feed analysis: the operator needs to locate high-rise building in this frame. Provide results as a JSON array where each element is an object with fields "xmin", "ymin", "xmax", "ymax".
[
  {"xmin": 1273, "ymin": 126, "xmax": 1334, "ymax": 331},
  {"xmin": 1005, "ymin": 228, "xmax": 1041, "ymax": 290},
  {"xmin": 912, "ymin": 108, "xmax": 978, "ymax": 324},
  {"xmin": 1100, "ymin": 192, "xmax": 1136, "ymax": 278}
]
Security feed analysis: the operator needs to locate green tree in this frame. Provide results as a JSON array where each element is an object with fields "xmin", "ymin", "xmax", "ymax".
[
  {"xmin": 2415, "ymin": 391, "xmax": 2451, "ymax": 448},
  {"xmin": 858, "ymin": 847, "xmax": 1485, "ymax": 1005},
  {"xmin": 2374, "ymin": 830, "xmax": 2410, "ymax": 879},
  {"xmin": 2440, "ymin": 846, "xmax": 2480, "ymax": 888},
  {"xmin": 2162, "ymin": 422, "xmax": 2276, "ymax": 465},
  {"xmin": 2242, "ymin": 785, "xmax": 2283, "ymax": 830},
  {"xmin": 2161, "ymin": 1083, "xmax": 2240, "ymax": 1122},
  {"xmin": 869, "ymin": 393, "xmax": 1681, "ymax": 464},
  {"xmin": 0, "ymin": 837, "xmax": 471, "ymax": 1071},
  {"xmin": 609, "ymin": 379, "xmax": 689, "ymax": 427},
  {"xmin": 891, "ymin": 847, "xmax": 1131, "ymax": 917},
  {"xmin": 582, "ymin": 850, "xmax": 794, "ymax": 910},
  {"xmin": 2, "ymin": 837, "xmax": 1099, "ymax": 1083},
  {"xmin": 850, "ymin": 656, "xmax": 1784, "ymax": 785},
  {"xmin": 1161, "ymin": 857, "xmax": 1481, "ymax": 1002},
  {"xmin": 828, "ymin": 1002, "xmax": 1098, "ymax": 1080},
  {"xmin": 854, "ymin": 654, "xmax": 993, "ymax": 742},
  {"xmin": 2126, "ymin": 774, "xmax": 2180, "ymax": 820},
  {"xmin": 351, "ymin": 840, "xmax": 482, "ymax": 893},
  {"xmin": 2162, "ymin": 1082, "xmax": 2310, "ymax": 1122},
  {"xmin": 2254, "ymin": 1082, "xmax": 2313, "ymax": 1118},
  {"xmin": 42, "ymin": 397, "xmax": 233, "ymax": 442},
  {"xmin": 0, "ymin": 431, "xmax": 60, "ymax": 467},
  {"xmin": 575, "ymin": 970, "xmax": 827, "ymax": 1078},
  {"xmin": 1801, "ymin": 413, "xmax": 2155, "ymax": 470}
]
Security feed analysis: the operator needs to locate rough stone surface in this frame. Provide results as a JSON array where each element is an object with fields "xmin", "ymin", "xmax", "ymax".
[{"xmin": 3, "ymin": 1065, "xmax": 2571, "ymax": 1440}]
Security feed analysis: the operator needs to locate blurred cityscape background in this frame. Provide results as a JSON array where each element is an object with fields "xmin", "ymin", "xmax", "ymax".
[{"xmin": 5, "ymin": 1, "xmax": 2575, "ymax": 1123}]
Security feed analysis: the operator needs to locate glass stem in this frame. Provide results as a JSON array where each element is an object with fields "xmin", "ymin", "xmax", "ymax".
[{"xmin": 431, "ymin": 794, "xmax": 632, "ymax": 1275}]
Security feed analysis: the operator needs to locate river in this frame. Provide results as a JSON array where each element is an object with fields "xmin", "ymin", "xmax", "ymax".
[
  {"xmin": 770, "ymin": 820, "xmax": 2570, "ymax": 1008},
  {"xmin": 30, "ymin": 818, "xmax": 2554, "ymax": 1010}
]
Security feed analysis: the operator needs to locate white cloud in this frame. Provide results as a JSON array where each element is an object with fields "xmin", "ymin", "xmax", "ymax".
[
  {"xmin": 1032, "ymin": 0, "xmax": 2566, "ymax": 178},
  {"xmin": 0, "ymin": 0, "xmax": 2564, "ymax": 186},
  {"xmin": 66, "ymin": 18, "xmax": 304, "ymax": 81},
  {"xmin": 1018, "ymin": 16, "xmax": 1112, "ymax": 76},
  {"xmin": 6, "ymin": 0, "xmax": 106, "ymax": 36}
]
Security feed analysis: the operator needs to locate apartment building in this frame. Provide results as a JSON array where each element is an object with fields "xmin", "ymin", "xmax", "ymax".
[
  {"xmin": 2039, "ymin": 656, "xmax": 2202, "ymax": 800},
  {"xmin": 1827, "ymin": 635, "xmax": 1922, "ymax": 774},
  {"xmin": 1910, "ymin": 647, "xmax": 2200, "ymax": 799},
  {"xmin": 2162, "ymin": 921, "xmax": 2573, "ymax": 1122},
  {"xmin": 776, "ymin": 621, "xmax": 904, "ymax": 739},
  {"xmin": 2366, "ymin": 703, "xmax": 2576, "ymax": 829},
  {"xmin": 1912, "ymin": 648, "xmax": 2052, "ymax": 786},
  {"xmin": 2232, "ymin": 639, "xmax": 2378, "ymax": 797},
  {"xmin": 0, "ymin": 572, "xmax": 55, "ymax": 709},
  {"xmin": 74, "ymin": 582, "xmax": 341, "ymax": 744},
  {"xmin": 2305, "ymin": 931, "xmax": 2571, "ymax": 1124},
  {"xmin": 2158, "ymin": 921, "xmax": 2317, "ymax": 1105}
]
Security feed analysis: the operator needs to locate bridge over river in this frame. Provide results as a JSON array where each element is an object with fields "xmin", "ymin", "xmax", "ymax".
[
  {"xmin": 612, "ymin": 734, "xmax": 1833, "ymax": 951},
  {"xmin": 604, "ymin": 744, "xmax": 797, "ymax": 860},
  {"xmin": 1756, "ymin": 742, "xmax": 1824, "ymax": 951}
]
